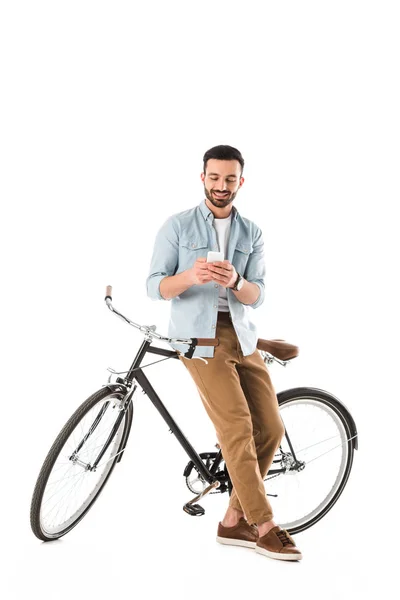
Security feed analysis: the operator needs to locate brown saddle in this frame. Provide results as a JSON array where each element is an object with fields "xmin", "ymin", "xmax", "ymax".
[{"xmin": 256, "ymin": 338, "xmax": 299, "ymax": 361}]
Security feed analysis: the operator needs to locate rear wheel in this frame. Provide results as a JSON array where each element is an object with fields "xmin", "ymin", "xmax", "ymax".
[
  {"xmin": 267, "ymin": 387, "xmax": 357, "ymax": 534},
  {"xmin": 30, "ymin": 386, "xmax": 134, "ymax": 541}
]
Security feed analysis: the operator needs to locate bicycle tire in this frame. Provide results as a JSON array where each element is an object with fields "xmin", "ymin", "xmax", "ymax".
[
  {"xmin": 276, "ymin": 387, "xmax": 357, "ymax": 535},
  {"xmin": 30, "ymin": 386, "xmax": 133, "ymax": 541}
]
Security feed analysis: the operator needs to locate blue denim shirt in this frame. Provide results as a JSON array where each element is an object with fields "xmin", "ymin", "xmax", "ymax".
[{"xmin": 146, "ymin": 199, "xmax": 266, "ymax": 358}]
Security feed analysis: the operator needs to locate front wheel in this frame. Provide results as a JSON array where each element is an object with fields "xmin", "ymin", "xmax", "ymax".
[
  {"xmin": 30, "ymin": 386, "xmax": 134, "ymax": 541},
  {"xmin": 267, "ymin": 387, "xmax": 358, "ymax": 535}
]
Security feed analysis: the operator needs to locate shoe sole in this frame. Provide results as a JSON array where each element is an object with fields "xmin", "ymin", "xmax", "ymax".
[
  {"xmin": 216, "ymin": 536, "xmax": 257, "ymax": 549},
  {"xmin": 255, "ymin": 545, "xmax": 303, "ymax": 561}
]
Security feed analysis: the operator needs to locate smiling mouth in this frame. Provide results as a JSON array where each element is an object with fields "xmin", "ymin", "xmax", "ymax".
[{"xmin": 213, "ymin": 192, "xmax": 230, "ymax": 198}]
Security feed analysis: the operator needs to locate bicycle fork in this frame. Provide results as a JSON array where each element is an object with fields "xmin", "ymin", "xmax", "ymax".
[{"xmin": 69, "ymin": 385, "xmax": 135, "ymax": 472}]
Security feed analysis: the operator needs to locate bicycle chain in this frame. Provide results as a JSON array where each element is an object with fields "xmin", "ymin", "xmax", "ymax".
[{"xmin": 186, "ymin": 458, "xmax": 284, "ymax": 495}]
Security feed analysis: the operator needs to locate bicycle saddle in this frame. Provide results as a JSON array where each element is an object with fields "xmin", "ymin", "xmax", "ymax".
[{"xmin": 256, "ymin": 338, "xmax": 299, "ymax": 361}]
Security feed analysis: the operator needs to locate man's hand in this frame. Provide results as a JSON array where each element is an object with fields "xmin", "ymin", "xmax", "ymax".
[
  {"xmin": 188, "ymin": 257, "xmax": 214, "ymax": 285},
  {"xmin": 207, "ymin": 260, "xmax": 237, "ymax": 288}
]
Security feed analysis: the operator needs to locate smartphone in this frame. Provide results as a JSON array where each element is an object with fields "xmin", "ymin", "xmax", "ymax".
[{"xmin": 207, "ymin": 250, "xmax": 224, "ymax": 263}]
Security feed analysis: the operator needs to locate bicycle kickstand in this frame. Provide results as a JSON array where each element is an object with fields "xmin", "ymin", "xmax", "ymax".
[{"xmin": 183, "ymin": 480, "xmax": 220, "ymax": 516}]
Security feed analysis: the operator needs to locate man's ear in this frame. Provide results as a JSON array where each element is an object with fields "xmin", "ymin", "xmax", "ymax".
[{"xmin": 200, "ymin": 172, "xmax": 205, "ymax": 183}]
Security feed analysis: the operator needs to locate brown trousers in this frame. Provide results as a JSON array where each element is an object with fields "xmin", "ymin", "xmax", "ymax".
[{"xmin": 179, "ymin": 311, "xmax": 285, "ymax": 526}]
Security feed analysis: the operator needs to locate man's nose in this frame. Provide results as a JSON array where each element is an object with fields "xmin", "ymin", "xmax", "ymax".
[{"xmin": 218, "ymin": 180, "xmax": 227, "ymax": 190}]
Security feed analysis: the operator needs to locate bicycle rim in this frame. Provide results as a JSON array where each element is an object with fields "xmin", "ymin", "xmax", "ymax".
[{"xmin": 267, "ymin": 392, "xmax": 354, "ymax": 534}]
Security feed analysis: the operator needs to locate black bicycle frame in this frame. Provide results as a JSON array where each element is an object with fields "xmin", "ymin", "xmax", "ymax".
[
  {"xmin": 120, "ymin": 339, "xmax": 294, "ymax": 484},
  {"xmin": 125, "ymin": 339, "xmax": 219, "ymax": 485}
]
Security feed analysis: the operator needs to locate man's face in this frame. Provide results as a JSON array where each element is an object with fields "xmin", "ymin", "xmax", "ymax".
[{"xmin": 201, "ymin": 159, "xmax": 244, "ymax": 209}]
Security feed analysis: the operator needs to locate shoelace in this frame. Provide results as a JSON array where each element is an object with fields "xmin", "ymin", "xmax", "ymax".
[
  {"xmin": 276, "ymin": 529, "xmax": 295, "ymax": 546},
  {"xmin": 241, "ymin": 522, "xmax": 258, "ymax": 536},
  {"xmin": 251, "ymin": 527, "xmax": 258, "ymax": 536}
]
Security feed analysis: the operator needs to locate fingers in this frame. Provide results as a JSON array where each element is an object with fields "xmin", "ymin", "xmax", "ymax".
[
  {"xmin": 193, "ymin": 258, "xmax": 213, "ymax": 284},
  {"xmin": 208, "ymin": 268, "xmax": 230, "ymax": 285},
  {"xmin": 207, "ymin": 261, "xmax": 236, "ymax": 288},
  {"xmin": 209, "ymin": 260, "xmax": 232, "ymax": 269},
  {"xmin": 208, "ymin": 264, "xmax": 232, "ymax": 275},
  {"xmin": 193, "ymin": 258, "xmax": 233, "ymax": 286}
]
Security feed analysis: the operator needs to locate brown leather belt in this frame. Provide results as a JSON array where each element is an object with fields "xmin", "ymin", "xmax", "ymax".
[{"xmin": 217, "ymin": 311, "xmax": 231, "ymax": 320}]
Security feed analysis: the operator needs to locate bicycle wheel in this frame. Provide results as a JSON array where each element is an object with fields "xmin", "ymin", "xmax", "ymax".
[
  {"xmin": 266, "ymin": 387, "xmax": 357, "ymax": 535},
  {"xmin": 30, "ymin": 386, "xmax": 134, "ymax": 541}
]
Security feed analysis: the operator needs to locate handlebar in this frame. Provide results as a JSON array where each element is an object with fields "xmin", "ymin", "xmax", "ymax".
[
  {"xmin": 104, "ymin": 285, "xmax": 218, "ymax": 354},
  {"xmin": 104, "ymin": 286, "xmax": 298, "ymax": 363}
]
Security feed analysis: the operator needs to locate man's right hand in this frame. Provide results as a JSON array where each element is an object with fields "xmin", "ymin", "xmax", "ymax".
[{"xmin": 188, "ymin": 257, "xmax": 213, "ymax": 286}]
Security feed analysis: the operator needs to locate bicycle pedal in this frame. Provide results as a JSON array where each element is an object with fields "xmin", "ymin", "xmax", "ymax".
[{"xmin": 183, "ymin": 503, "xmax": 205, "ymax": 517}]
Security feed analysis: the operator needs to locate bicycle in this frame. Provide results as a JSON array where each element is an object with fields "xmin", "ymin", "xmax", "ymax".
[{"xmin": 30, "ymin": 285, "xmax": 358, "ymax": 542}]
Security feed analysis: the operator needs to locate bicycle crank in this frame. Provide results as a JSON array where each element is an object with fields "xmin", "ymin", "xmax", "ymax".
[{"xmin": 183, "ymin": 480, "xmax": 220, "ymax": 516}]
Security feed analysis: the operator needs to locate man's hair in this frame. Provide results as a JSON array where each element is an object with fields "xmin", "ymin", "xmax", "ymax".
[{"xmin": 203, "ymin": 145, "xmax": 245, "ymax": 176}]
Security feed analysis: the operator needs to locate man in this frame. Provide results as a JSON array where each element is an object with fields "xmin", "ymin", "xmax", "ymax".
[{"xmin": 146, "ymin": 145, "xmax": 302, "ymax": 561}]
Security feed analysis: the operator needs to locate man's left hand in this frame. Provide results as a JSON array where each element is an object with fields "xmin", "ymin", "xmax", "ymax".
[{"xmin": 208, "ymin": 260, "xmax": 237, "ymax": 289}]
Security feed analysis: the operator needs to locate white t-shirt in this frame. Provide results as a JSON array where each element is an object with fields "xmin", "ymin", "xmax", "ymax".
[{"xmin": 212, "ymin": 214, "xmax": 232, "ymax": 312}]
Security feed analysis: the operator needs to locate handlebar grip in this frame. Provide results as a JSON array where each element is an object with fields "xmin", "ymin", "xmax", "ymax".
[
  {"xmin": 105, "ymin": 285, "xmax": 113, "ymax": 299},
  {"xmin": 193, "ymin": 337, "xmax": 219, "ymax": 347}
]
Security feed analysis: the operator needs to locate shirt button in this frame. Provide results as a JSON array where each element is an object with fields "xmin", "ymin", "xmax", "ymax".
[
  {"xmin": 191, "ymin": 243, "xmax": 196, "ymax": 248},
  {"xmin": 213, "ymin": 305, "xmax": 217, "ymax": 308},
  {"xmin": 214, "ymin": 284, "xmax": 218, "ymax": 288},
  {"xmin": 212, "ymin": 324, "xmax": 216, "ymax": 328}
]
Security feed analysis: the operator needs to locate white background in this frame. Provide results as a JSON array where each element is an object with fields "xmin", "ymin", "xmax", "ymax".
[{"xmin": 1, "ymin": 1, "xmax": 399, "ymax": 598}]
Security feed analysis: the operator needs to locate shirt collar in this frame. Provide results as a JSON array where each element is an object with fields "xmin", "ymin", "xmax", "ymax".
[{"xmin": 199, "ymin": 198, "xmax": 239, "ymax": 222}]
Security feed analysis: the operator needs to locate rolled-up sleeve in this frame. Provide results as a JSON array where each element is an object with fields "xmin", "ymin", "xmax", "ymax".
[
  {"xmin": 244, "ymin": 227, "xmax": 266, "ymax": 309},
  {"xmin": 146, "ymin": 217, "xmax": 179, "ymax": 301}
]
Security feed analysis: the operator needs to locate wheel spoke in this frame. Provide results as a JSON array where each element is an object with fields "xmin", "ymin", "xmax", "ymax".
[{"xmin": 301, "ymin": 433, "xmax": 358, "ymax": 464}]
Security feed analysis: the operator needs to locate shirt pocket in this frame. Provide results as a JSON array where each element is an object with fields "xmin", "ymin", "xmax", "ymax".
[
  {"xmin": 233, "ymin": 241, "xmax": 253, "ymax": 274},
  {"xmin": 178, "ymin": 238, "xmax": 209, "ymax": 271}
]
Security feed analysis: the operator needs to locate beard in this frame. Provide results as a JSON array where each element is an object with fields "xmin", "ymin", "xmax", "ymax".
[{"xmin": 204, "ymin": 185, "xmax": 238, "ymax": 209}]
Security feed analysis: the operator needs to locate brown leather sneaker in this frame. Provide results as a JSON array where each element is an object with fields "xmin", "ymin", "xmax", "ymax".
[
  {"xmin": 216, "ymin": 517, "xmax": 259, "ymax": 548},
  {"xmin": 256, "ymin": 526, "xmax": 303, "ymax": 561}
]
